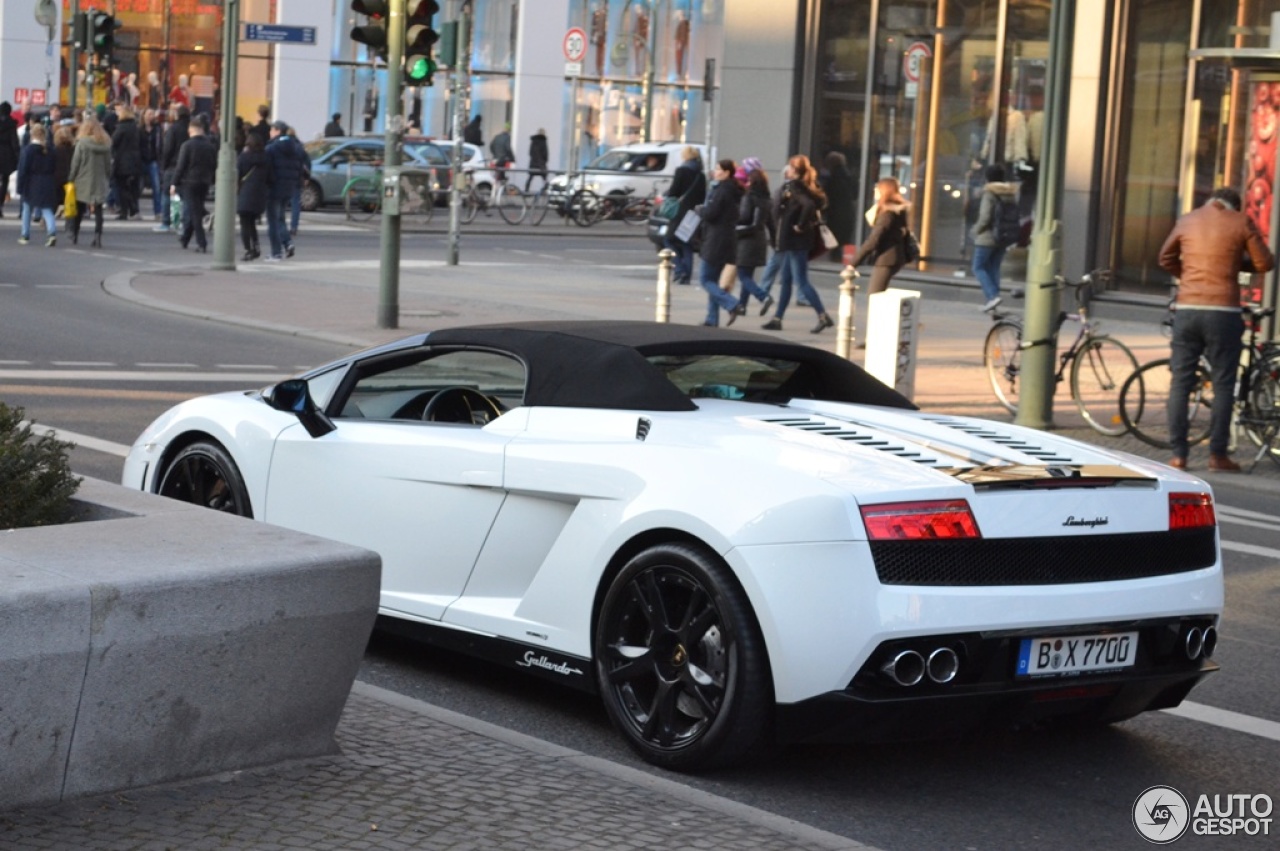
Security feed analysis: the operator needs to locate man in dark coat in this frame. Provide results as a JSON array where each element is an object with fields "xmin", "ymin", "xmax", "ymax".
[
  {"xmin": 247, "ymin": 104, "xmax": 271, "ymax": 148},
  {"xmin": 0, "ymin": 102, "xmax": 21, "ymax": 218},
  {"xmin": 265, "ymin": 120, "xmax": 307, "ymax": 260},
  {"xmin": 525, "ymin": 128, "xmax": 549, "ymax": 191},
  {"xmin": 463, "ymin": 115, "xmax": 483, "ymax": 145},
  {"xmin": 694, "ymin": 158, "xmax": 744, "ymax": 326},
  {"xmin": 155, "ymin": 104, "xmax": 190, "ymax": 232},
  {"xmin": 172, "ymin": 114, "xmax": 218, "ymax": 252},
  {"xmin": 324, "ymin": 113, "xmax": 345, "ymax": 137},
  {"xmin": 111, "ymin": 105, "xmax": 145, "ymax": 219}
]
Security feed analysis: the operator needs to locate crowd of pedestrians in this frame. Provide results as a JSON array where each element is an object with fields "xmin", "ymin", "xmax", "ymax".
[{"xmin": 0, "ymin": 97, "xmax": 310, "ymax": 261}]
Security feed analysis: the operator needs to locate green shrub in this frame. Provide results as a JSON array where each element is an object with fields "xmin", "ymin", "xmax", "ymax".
[{"xmin": 0, "ymin": 402, "xmax": 82, "ymax": 529}]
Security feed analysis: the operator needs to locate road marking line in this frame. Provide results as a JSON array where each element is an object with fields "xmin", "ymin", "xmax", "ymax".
[
  {"xmin": 136, "ymin": 362, "xmax": 199, "ymax": 368},
  {"xmin": 216, "ymin": 364, "xmax": 277, "ymax": 370},
  {"xmin": 1220, "ymin": 540, "xmax": 1280, "ymax": 560},
  {"xmin": 1218, "ymin": 503, "xmax": 1280, "ymax": 523},
  {"xmin": 51, "ymin": 361, "xmax": 116, "ymax": 367},
  {"xmin": 1163, "ymin": 700, "xmax": 1280, "ymax": 743},
  {"xmin": 26, "ymin": 423, "xmax": 131, "ymax": 458}
]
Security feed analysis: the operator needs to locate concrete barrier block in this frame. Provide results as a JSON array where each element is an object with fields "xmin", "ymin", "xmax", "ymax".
[{"xmin": 0, "ymin": 477, "xmax": 381, "ymax": 806}]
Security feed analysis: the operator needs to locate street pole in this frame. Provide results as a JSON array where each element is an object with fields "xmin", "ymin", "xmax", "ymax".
[
  {"xmin": 69, "ymin": 0, "xmax": 80, "ymax": 110},
  {"xmin": 448, "ymin": 3, "xmax": 469, "ymax": 266},
  {"xmin": 1014, "ymin": 0, "xmax": 1074, "ymax": 430},
  {"xmin": 211, "ymin": 0, "xmax": 240, "ymax": 271},
  {"xmin": 378, "ymin": 0, "xmax": 406, "ymax": 328}
]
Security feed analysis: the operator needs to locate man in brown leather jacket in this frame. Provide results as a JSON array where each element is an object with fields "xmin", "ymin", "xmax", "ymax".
[{"xmin": 1158, "ymin": 187, "xmax": 1275, "ymax": 471}]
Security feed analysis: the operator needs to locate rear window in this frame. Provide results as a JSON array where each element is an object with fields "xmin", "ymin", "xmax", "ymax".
[{"xmin": 646, "ymin": 353, "xmax": 801, "ymax": 401}]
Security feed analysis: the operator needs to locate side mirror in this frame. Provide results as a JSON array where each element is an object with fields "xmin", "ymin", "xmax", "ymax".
[{"xmin": 269, "ymin": 379, "xmax": 336, "ymax": 438}]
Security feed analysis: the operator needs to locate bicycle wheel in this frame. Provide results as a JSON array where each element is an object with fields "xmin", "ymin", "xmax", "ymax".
[
  {"xmin": 1240, "ymin": 352, "xmax": 1280, "ymax": 467},
  {"xmin": 1118, "ymin": 358, "xmax": 1213, "ymax": 449},
  {"xmin": 983, "ymin": 320, "xmax": 1023, "ymax": 415},
  {"xmin": 343, "ymin": 177, "xmax": 379, "ymax": 222},
  {"xmin": 528, "ymin": 189, "xmax": 551, "ymax": 225},
  {"xmin": 461, "ymin": 190, "xmax": 480, "ymax": 224},
  {"xmin": 572, "ymin": 189, "xmax": 603, "ymax": 227},
  {"xmin": 495, "ymin": 182, "xmax": 528, "ymax": 224},
  {"xmin": 623, "ymin": 196, "xmax": 653, "ymax": 225},
  {"xmin": 1069, "ymin": 335, "xmax": 1139, "ymax": 436}
]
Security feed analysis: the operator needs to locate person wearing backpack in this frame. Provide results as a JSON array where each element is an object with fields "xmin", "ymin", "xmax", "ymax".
[{"xmin": 971, "ymin": 163, "xmax": 1020, "ymax": 311}]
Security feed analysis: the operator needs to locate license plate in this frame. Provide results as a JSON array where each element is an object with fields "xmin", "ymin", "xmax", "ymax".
[{"xmin": 1016, "ymin": 631, "xmax": 1138, "ymax": 677}]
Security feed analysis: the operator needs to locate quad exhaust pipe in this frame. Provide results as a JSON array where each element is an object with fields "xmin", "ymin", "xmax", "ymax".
[
  {"xmin": 881, "ymin": 646, "xmax": 960, "ymax": 686},
  {"xmin": 1185, "ymin": 625, "xmax": 1217, "ymax": 660}
]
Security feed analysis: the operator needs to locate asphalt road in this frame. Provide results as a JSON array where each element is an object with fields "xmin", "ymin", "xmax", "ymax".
[{"xmin": 2, "ymin": 211, "xmax": 1277, "ymax": 850}]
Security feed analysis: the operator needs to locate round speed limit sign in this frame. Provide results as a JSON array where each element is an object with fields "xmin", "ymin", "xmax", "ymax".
[
  {"xmin": 564, "ymin": 27, "xmax": 587, "ymax": 63},
  {"xmin": 903, "ymin": 42, "xmax": 932, "ymax": 83}
]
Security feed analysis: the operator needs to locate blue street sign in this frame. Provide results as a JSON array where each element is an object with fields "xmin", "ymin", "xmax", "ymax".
[{"xmin": 243, "ymin": 23, "xmax": 316, "ymax": 45}]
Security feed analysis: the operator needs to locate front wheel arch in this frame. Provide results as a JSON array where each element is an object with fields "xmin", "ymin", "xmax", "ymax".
[{"xmin": 154, "ymin": 434, "xmax": 254, "ymax": 518}]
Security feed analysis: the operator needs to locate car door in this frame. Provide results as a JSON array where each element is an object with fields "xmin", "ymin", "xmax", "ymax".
[{"xmin": 263, "ymin": 347, "xmax": 525, "ymax": 622}]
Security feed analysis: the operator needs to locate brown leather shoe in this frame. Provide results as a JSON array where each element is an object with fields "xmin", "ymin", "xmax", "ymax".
[
  {"xmin": 1168, "ymin": 457, "xmax": 1187, "ymax": 470},
  {"xmin": 1208, "ymin": 454, "xmax": 1241, "ymax": 473}
]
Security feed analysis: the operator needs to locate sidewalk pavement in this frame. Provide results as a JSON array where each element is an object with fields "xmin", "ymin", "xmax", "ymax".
[{"xmin": 6, "ymin": 249, "xmax": 1274, "ymax": 848}]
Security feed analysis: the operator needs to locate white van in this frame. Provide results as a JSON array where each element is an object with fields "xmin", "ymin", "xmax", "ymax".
[{"xmin": 548, "ymin": 141, "xmax": 707, "ymax": 204}]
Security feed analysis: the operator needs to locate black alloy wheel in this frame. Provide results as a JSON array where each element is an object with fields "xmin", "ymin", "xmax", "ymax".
[
  {"xmin": 594, "ymin": 543, "xmax": 772, "ymax": 771},
  {"xmin": 156, "ymin": 441, "xmax": 253, "ymax": 517}
]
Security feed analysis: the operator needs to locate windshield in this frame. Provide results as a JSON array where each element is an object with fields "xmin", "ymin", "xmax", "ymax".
[{"xmin": 304, "ymin": 140, "xmax": 342, "ymax": 158}]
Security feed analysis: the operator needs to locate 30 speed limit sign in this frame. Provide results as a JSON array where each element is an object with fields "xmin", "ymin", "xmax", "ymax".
[
  {"xmin": 903, "ymin": 42, "xmax": 932, "ymax": 83},
  {"xmin": 564, "ymin": 27, "xmax": 587, "ymax": 63}
]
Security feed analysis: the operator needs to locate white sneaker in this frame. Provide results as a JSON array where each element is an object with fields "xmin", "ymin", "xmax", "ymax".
[{"xmin": 982, "ymin": 296, "xmax": 1002, "ymax": 312}]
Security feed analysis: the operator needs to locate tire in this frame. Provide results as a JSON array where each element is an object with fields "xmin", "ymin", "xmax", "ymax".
[
  {"xmin": 1118, "ymin": 358, "xmax": 1213, "ymax": 449},
  {"xmin": 1069, "ymin": 335, "xmax": 1139, "ymax": 436},
  {"xmin": 528, "ymin": 189, "xmax": 551, "ymax": 226},
  {"xmin": 299, "ymin": 180, "xmax": 322, "ymax": 212},
  {"xmin": 1240, "ymin": 353, "xmax": 1280, "ymax": 467},
  {"xmin": 594, "ymin": 543, "xmax": 773, "ymax": 772},
  {"xmin": 462, "ymin": 191, "xmax": 480, "ymax": 224},
  {"xmin": 571, "ymin": 189, "xmax": 603, "ymax": 227},
  {"xmin": 343, "ymin": 177, "xmax": 379, "ymax": 221},
  {"xmin": 495, "ymin": 183, "xmax": 528, "ymax": 224},
  {"xmin": 623, "ymin": 196, "xmax": 652, "ymax": 225},
  {"xmin": 984, "ymin": 320, "xmax": 1023, "ymax": 415},
  {"xmin": 156, "ymin": 440, "xmax": 253, "ymax": 518}
]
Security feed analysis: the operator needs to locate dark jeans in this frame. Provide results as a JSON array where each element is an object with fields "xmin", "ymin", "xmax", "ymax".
[
  {"xmin": 179, "ymin": 183, "xmax": 210, "ymax": 249},
  {"xmin": 664, "ymin": 232, "xmax": 694, "ymax": 282},
  {"xmin": 971, "ymin": 244, "xmax": 1007, "ymax": 301},
  {"xmin": 699, "ymin": 259, "xmax": 741, "ymax": 325},
  {"xmin": 1167, "ymin": 308, "xmax": 1244, "ymax": 457},
  {"xmin": 240, "ymin": 212, "xmax": 260, "ymax": 254},
  {"xmin": 267, "ymin": 197, "xmax": 293, "ymax": 257}
]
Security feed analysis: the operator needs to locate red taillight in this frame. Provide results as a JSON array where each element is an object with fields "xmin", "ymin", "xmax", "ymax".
[
  {"xmin": 860, "ymin": 499, "xmax": 981, "ymax": 540},
  {"xmin": 1169, "ymin": 492, "xmax": 1215, "ymax": 529}
]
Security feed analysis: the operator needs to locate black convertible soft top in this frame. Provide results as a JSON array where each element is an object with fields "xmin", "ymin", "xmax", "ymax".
[{"xmin": 420, "ymin": 321, "xmax": 916, "ymax": 412}]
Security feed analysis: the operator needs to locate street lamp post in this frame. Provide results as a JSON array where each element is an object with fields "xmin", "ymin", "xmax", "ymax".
[{"xmin": 211, "ymin": 0, "xmax": 240, "ymax": 271}]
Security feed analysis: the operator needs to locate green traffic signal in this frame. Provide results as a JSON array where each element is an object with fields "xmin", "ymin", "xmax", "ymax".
[
  {"xmin": 405, "ymin": 55, "xmax": 437, "ymax": 84},
  {"xmin": 404, "ymin": 0, "xmax": 440, "ymax": 86}
]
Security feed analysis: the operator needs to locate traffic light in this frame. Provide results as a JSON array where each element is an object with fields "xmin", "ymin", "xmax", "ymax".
[
  {"xmin": 404, "ymin": 1, "xmax": 440, "ymax": 86},
  {"xmin": 71, "ymin": 12, "xmax": 89, "ymax": 50},
  {"xmin": 350, "ymin": 0, "xmax": 390, "ymax": 62},
  {"xmin": 89, "ymin": 11, "xmax": 120, "ymax": 63}
]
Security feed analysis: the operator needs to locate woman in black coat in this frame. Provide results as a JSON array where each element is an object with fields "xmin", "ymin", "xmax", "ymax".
[
  {"xmin": 731, "ymin": 167, "xmax": 773, "ymax": 317},
  {"xmin": 236, "ymin": 133, "xmax": 272, "ymax": 260},
  {"xmin": 819, "ymin": 151, "xmax": 856, "ymax": 261},
  {"xmin": 110, "ymin": 105, "xmax": 145, "ymax": 219},
  {"xmin": 846, "ymin": 176, "xmax": 912, "ymax": 296},
  {"xmin": 16, "ymin": 124, "xmax": 59, "ymax": 246},
  {"xmin": 695, "ymin": 159, "xmax": 744, "ymax": 326}
]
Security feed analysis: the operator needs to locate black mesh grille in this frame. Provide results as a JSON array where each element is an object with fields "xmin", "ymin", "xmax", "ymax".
[{"xmin": 870, "ymin": 528, "xmax": 1217, "ymax": 586}]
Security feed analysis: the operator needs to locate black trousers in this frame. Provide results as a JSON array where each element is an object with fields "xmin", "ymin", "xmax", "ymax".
[
  {"xmin": 179, "ymin": 183, "xmax": 209, "ymax": 248},
  {"xmin": 72, "ymin": 200, "xmax": 105, "ymax": 235},
  {"xmin": 239, "ymin": 212, "xmax": 260, "ymax": 253}
]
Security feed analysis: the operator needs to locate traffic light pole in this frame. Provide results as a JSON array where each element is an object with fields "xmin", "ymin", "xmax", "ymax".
[
  {"xmin": 447, "ymin": 4, "xmax": 468, "ymax": 267},
  {"xmin": 1014, "ymin": 0, "xmax": 1075, "ymax": 430},
  {"xmin": 69, "ymin": 0, "xmax": 80, "ymax": 110},
  {"xmin": 212, "ymin": 0, "xmax": 241, "ymax": 271},
  {"xmin": 378, "ymin": 0, "xmax": 406, "ymax": 329}
]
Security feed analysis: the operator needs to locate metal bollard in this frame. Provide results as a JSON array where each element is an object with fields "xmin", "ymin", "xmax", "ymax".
[
  {"xmin": 656, "ymin": 248, "xmax": 675, "ymax": 323},
  {"xmin": 836, "ymin": 265, "xmax": 860, "ymax": 359}
]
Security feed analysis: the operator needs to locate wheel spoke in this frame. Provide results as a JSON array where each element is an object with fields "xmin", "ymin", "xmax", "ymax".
[
  {"xmin": 605, "ymin": 643, "xmax": 656, "ymax": 685},
  {"xmin": 628, "ymin": 570, "xmax": 671, "ymax": 632},
  {"xmin": 640, "ymin": 679, "xmax": 681, "ymax": 745}
]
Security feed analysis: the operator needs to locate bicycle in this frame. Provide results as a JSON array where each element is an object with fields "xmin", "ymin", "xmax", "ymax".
[
  {"xmin": 342, "ymin": 167, "xmax": 441, "ymax": 223},
  {"xmin": 569, "ymin": 185, "xmax": 639, "ymax": 227},
  {"xmin": 460, "ymin": 164, "xmax": 527, "ymax": 225},
  {"xmin": 1119, "ymin": 304, "xmax": 1280, "ymax": 467},
  {"xmin": 983, "ymin": 269, "xmax": 1139, "ymax": 436}
]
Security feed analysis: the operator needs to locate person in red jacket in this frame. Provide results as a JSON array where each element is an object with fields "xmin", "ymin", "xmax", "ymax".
[{"xmin": 1158, "ymin": 186, "xmax": 1275, "ymax": 471}]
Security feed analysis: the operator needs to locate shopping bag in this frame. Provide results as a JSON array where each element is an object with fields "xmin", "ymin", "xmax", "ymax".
[
  {"xmin": 169, "ymin": 189, "xmax": 184, "ymax": 231},
  {"xmin": 719, "ymin": 263, "xmax": 738, "ymax": 291},
  {"xmin": 63, "ymin": 182, "xmax": 76, "ymax": 218},
  {"xmin": 674, "ymin": 209, "xmax": 701, "ymax": 243},
  {"xmin": 657, "ymin": 196, "xmax": 680, "ymax": 220},
  {"xmin": 818, "ymin": 223, "xmax": 838, "ymax": 250}
]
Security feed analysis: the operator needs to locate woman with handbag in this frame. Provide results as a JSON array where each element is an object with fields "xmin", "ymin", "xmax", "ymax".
[
  {"xmin": 236, "ymin": 133, "xmax": 272, "ymax": 261},
  {"xmin": 67, "ymin": 113, "xmax": 112, "ymax": 247},
  {"xmin": 695, "ymin": 158, "xmax": 745, "ymax": 326},
  {"xmin": 662, "ymin": 146, "xmax": 706, "ymax": 285},
  {"xmin": 762, "ymin": 155, "xmax": 833, "ymax": 333},
  {"xmin": 729, "ymin": 165, "xmax": 773, "ymax": 318},
  {"xmin": 846, "ymin": 176, "xmax": 913, "ymax": 296}
]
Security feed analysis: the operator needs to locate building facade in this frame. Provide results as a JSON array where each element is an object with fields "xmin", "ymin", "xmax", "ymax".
[{"xmin": 4, "ymin": 1, "xmax": 1277, "ymax": 302}]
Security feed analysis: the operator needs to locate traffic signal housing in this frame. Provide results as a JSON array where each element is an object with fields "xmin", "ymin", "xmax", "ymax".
[
  {"xmin": 88, "ymin": 12, "xmax": 120, "ymax": 65},
  {"xmin": 404, "ymin": 1, "xmax": 440, "ymax": 86},
  {"xmin": 350, "ymin": 0, "xmax": 390, "ymax": 62}
]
